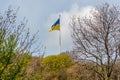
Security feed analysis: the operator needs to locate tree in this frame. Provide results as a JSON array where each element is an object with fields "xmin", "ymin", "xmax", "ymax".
[
  {"xmin": 0, "ymin": 7, "xmax": 43, "ymax": 79},
  {"xmin": 42, "ymin": 54, "xmax": 73, "ymax": 80},
  {"xmin": 67, "ymin": 62, "xmax": 96, "ymax": 80},
  {"xmin": 71, "ymin": 3, "xmax": 120, "ymax": 80}
]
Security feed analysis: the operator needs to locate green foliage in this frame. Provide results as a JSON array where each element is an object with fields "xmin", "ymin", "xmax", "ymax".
[
  {"xmin": 42, "ymin": 54, "xmax": 73, "ymax": 72},
  {"xmin": 0, "ymin": 8, "xmax": 40, "ymax": 80},
  {"xmin": 42, "ymin": 54, "xmax": 73, "ymax": 80},
  {"xmin": 0, "ymin": 29, "xmax": 32, "ymax": 79}
]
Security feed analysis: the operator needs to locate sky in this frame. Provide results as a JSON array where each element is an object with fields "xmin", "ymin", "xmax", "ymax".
[{"xmin": 0, "ymin": 0, "xmax": 120, "ymax": 56}]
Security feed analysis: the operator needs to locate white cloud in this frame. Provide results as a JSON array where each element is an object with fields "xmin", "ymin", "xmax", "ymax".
[{"xmin": 45, "ymin": 3, "xmax": 94, "ymax": 55}]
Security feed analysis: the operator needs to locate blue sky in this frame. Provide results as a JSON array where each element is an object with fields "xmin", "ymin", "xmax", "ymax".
[{"xmin": 0, "ymin": 0, "xmax": 120, "ymax": 56}]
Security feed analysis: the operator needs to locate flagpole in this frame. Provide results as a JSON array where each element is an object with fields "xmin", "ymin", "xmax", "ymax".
[
  {"xmin": 59, "ymin": 30, "xmax": 61, "ymax": 53},
  {"xmin": 59, "ymin": 15, "xmax": 61, "ymax": 53}
]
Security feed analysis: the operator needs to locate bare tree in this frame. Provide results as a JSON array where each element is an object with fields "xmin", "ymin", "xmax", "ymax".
[{"xmin": 71, "ymin": 3, "xmax": 120, "ymax": 80}]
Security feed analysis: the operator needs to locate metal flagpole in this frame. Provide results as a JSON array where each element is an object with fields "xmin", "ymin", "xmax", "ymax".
[
  {"xmin": 59, "ymin": 15, "xmax": 61, "ymax": 53},
  {"xmin": 59, "ymin": 30, "xmax": 61, "ymax": 53}
]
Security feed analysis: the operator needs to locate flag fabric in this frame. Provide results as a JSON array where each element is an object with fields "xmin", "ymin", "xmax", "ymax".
[{"xmin": 49, "ymin": 18, "xmax": 60, "ymax": 32}]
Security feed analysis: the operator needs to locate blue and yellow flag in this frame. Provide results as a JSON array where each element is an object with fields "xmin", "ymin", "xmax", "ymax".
[{"xmin": 49, "ymin": 18, "xmax": 60, "ymax": 32}]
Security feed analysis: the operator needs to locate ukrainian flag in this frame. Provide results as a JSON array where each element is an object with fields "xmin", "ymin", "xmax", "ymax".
[{"xmin": 49, "ymin": 18, "xmax": 60, "ymax": 32}]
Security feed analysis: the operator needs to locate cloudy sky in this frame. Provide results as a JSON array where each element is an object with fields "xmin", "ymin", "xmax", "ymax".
[{"xmin": 0, "ymin": 0, "xmax": 120, "ymax": 56}]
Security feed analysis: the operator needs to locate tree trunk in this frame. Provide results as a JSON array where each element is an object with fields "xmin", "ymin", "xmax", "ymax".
[{"xmin": 107, "ymin": 76, "xmax": 110, "ymax": 80}]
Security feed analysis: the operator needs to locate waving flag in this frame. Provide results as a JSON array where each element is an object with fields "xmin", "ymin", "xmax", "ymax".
[{"xmin": 49, "ymin": 18, "xmax": 60, "ymax": 32}]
